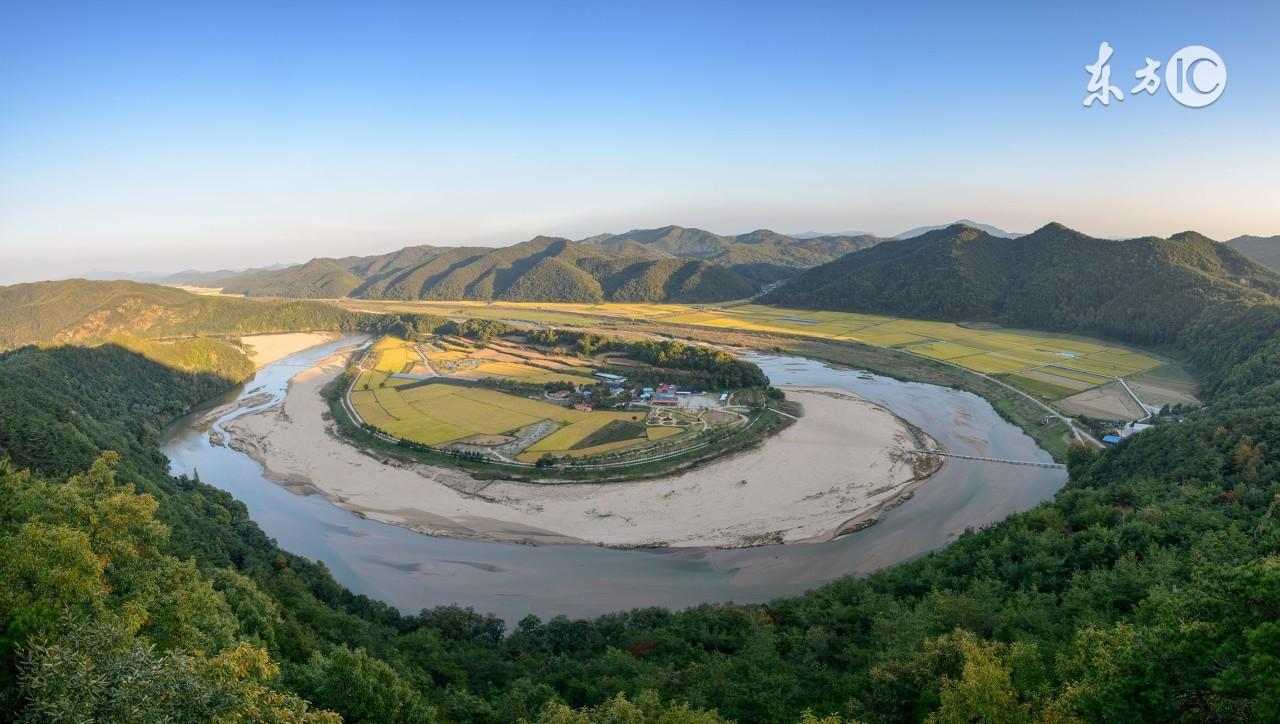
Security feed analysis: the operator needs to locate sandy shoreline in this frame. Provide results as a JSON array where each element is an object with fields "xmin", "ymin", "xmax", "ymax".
[
  {"xmin": 240, "ymin": 332, "xmax": 342, "ymax": 369},
  {"xmin": 221, "ymin": 347, "xmax": 943, "ymax": 548}
]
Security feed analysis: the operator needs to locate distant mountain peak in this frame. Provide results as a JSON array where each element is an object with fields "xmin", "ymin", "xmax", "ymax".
[
  {"xmin": 1168, "ymin": 230, "xmax": 1216, "ymax": 244},
  {"xmin": 1226, "ymin": 234, "xmax": 1280, "ymax": 272},
  {"xmin": 894, "ymin": 220, "xmax": 1023, "ymax": 240},
  {"xmin": 1033, "ymin": 221, "xmax": 1072, "ymax": 233},
  {"xmin": 791, "ymin": 229, "xmax": 872, "ymax": 239}
]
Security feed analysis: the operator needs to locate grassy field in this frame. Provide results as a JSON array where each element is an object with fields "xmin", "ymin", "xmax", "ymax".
[{"xmin": 352, "ymin": 376, "xmax": 647, "ymax": 449}]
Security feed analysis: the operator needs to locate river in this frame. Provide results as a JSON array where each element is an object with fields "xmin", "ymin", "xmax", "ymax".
[{"xmin": 160, "ymin": 335, "xmax": 1065, "ymax": 624}]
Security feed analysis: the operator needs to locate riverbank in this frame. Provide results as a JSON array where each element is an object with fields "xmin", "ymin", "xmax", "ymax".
[
  {"xmin": 240, "ymin": 332, "xmax": 342, "ymax": 369},
  {"xmin": 221, "ymin": 346, "xmax": 943, "ymax": 548}
]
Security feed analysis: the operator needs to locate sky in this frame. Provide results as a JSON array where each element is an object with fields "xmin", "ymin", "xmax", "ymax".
[{"xmin": 2, "ymin": 1, "xmax": 1278, "ymax": 283}]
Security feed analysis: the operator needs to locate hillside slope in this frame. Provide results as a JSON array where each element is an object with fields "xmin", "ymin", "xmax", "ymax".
[
  {"xmin": 762, "ymin": 222, "xmax": 1280, "ymax": 347},
  {"xmin": 1228, "ymin": 234, "xmax": 1280, "ymax": 271},
  {"xmin": 0, "ymin": 279, "xmax": 370, "ymax": 350},
  {"xmin": 581, "ymin": 225, "xmax": 883, "ymax": 283},
  {"xmin": 220, "ymin": 235, "xmax": 759, "ymax": 303}
]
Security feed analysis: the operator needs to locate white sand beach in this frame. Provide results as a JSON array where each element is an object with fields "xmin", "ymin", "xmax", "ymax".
[
  {"xmin": 240, "ymin": 332, "xmax": 342, "ymax": 369},
  {"xmin": 222, "ymin": 347, "xmax": 942, "ymax": 548}
]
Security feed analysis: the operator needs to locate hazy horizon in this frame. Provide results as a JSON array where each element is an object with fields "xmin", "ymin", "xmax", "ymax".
[
  {"xmin": 5, "ymin": 217, "xmax": 1267, "ymax": 287},
  {"xmin": 4, "ymin": 1, "xmax": 1278, "ymax": 284}
]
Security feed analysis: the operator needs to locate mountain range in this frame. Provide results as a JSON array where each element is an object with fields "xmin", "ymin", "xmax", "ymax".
[
  {"xmin": 1226, "ymin": 234, "xmax": 1280, "ymax": 271},
  {"xmin": 206, "ymin": 226, "xmax": 886, "ymax": 303},
  {"xmin": 34, "ymin": 222, "xmax": 1280, "ymax": 312},
  {"xmin": 761, "ymin": 222, "xmax": 1280, "ymax": 347}
]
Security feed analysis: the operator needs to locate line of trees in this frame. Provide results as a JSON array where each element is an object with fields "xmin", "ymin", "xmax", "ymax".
[{"xmin": 525, "ymin": 329, "xmax": 769, "ymax": 389}]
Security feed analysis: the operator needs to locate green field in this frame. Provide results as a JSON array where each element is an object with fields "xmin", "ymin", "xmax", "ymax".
[
  {"xmin": 343, "ymin": 300, "xmax": 1172, "ymax": 393},
  {"xmin": 352, "ymin": 336, "xmax": 667, "ymax": 458},
  {"xmin": 352, "ymin": 377, "xmax": 646, "ymax": 449}
]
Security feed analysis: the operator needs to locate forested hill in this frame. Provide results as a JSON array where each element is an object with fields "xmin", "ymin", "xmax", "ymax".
[
  {"xmin": 0, "ymin": 279, "xmax": 372, "ymax": 350},
  {"xmin": 1228, "ymin": 234, "xmax": 1280, "ymax": 271},
  {"xmin": 208, "ymin": 226, "xmax": 883, "ymax": 302},
  {"xmin": 578, "ymin": 225, "xmax": 884, "ymax": 284},
  {"xmin": 216, "ymin": 235, "xmax": 759, "ymax": 303},
  {"xmin": 762, "ymin": 222, "xmax": 1280, "ymax": 349}
]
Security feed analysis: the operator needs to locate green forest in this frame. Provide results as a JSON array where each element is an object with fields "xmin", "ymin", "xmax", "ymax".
[
  {"xmin": 761, "ymin": 222, "xmax": 1280, "ymax": 349},
  {"xmin": 3, "ymin": 273, "xmax": 1280, "ymax": 721},
  {"xmin": 208, "ymin": 225, "xmax": 883, "ymax": 303},
  {"xmin": 218, "ymin": 235, "xmax": 759, "ymax": 304}
]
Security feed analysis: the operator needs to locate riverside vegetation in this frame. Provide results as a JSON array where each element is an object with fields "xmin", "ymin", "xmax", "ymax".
[{"xmin": 2, "ymin": 218, "xmax": 1280, "ymax": 722}]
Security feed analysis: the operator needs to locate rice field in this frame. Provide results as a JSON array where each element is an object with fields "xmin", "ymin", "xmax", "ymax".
[
  {"xmin": 524, "ymin": 412, "xmax": 641, "ymax": 454},
  {"xmin": 542, "ymin": 302, "xmax": 1167, "ymax": 384},
  {"xmin": 455, "ymin": 360, "xmax": 598, "ymax": 386},
  {"xmin": 345, "ymin": 302, "xmax": 1186, "ymax": 421},
  {"xmin": 369, "ymin": 337, "xmax": 418, "ymax": 374},
  {"xmin": 1002, "ymin": 372, "xmax": 1088, "ymax": 401},
  {"xmin": 646, "ymin": 426, "xmax": 686, "ymax": 441},
  {"xmin": 420, "ymin": 339, "xmax": 597, "ymax": 385},
  {"xmin": 351, "ymin": 377, "xmax": 647, "ymax": 450},
  {"xmin": 352, "ymin": 335, "xmax": 670, "ymax": 458},
  {"xmin": 514, "ymin": 438, "xmax": 647, "ymax": 463}
]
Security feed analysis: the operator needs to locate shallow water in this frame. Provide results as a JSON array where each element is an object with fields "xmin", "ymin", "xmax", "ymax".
[{"xmin": 160, "ymin": 338, "xmax": 1065, "ymax": 624}]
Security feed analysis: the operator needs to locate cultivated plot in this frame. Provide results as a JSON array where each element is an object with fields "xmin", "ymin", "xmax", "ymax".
[
  {"xmin": 338, "ymin": 301, "xmax": 1196, "ymax": 418},
  {"xmin": 351, "ymin": 335, "xmax": 695, "ymax": 461}
]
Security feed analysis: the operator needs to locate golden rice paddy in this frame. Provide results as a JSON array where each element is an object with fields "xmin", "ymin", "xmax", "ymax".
[
  {"xmin": 343, "ymin": 301, "xmax": 1167, "ymax": 391},
  {"xmin": 352, "ymin": 336, "xmax": 672, "ymax": 458}
]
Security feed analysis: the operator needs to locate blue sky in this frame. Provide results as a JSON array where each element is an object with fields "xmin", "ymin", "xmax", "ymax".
[{"xmin": 2, "ymin": 1, "xmax": 1278, "ymax": 281}]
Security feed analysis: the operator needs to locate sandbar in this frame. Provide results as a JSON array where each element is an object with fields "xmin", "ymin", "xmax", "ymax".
[{"xmin": 221, "ymin": 347, "xmax": 942, "ymax": 548}]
